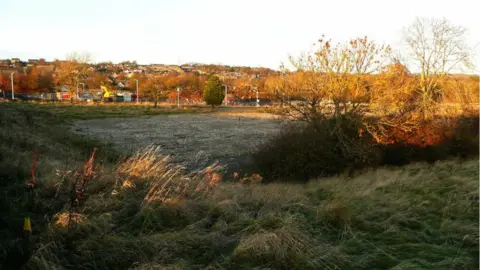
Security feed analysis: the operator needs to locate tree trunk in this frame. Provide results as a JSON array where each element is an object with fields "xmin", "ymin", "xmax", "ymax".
[{"xmin": 154, "ymin": 100, "xmax": 158, "ymax": 108}]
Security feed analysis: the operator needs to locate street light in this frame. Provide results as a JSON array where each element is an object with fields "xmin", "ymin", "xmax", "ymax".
[
  {"xmin": 254, "ymin": 73, "xmax": 260, "ymax": 107},
  {"xmin": 10, "ymin": 72, "xmax": 15, "ymax": 100},
  {"xmin": 223, "ymin": 84, "xmax": 228, "ymax": 106},
  {"xmin": 76, "ymin": 83, "xmax": 85, "ymax": 101},
  {"xmin": 135, "ymin": 79, "xmax": 139, "ymax": 104},
  {"xmin": 176, "ymin": 87, "xmax": 180, "ymax": 108}
]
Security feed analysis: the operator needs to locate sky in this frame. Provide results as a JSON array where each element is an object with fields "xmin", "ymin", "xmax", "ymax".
[{"xmin": 1, "ymin": 0, "xmax": 479, "ymax": 73}]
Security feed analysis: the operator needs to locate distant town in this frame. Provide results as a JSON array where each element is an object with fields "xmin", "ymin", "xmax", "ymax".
[{"xmin": 0, "ymin": 56, "xmax": 279, "ymax": 104}]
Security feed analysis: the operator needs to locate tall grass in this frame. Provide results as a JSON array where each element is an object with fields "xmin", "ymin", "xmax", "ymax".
[{"xmin": 23, "ymin": 148, "xmax": 479, "ymax": 269}]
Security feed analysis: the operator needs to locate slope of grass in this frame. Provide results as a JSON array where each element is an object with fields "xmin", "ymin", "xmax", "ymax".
[{"xmin": 0, "ymin": 103, "xmax": 478, "ymax": 269}]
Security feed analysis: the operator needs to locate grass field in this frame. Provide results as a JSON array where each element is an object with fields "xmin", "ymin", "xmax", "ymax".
[
  {"xmin": 0, "ymin": 102, "xmax": 478, "ymax": 269},
  {"xmin": 8, "ymin": 102, "xmax": 275, "ymax": 120}
]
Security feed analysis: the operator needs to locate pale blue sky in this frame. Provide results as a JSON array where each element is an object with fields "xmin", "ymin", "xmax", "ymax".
[{"xmin": 1, "ymin": 0, "xmax": 479, "ymax": 72}]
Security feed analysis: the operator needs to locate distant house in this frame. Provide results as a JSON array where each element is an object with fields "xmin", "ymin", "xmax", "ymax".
[
  {"xmin": 27, "ymin": 59, "xmax": 40, "ymax": 66},
  {"xmin": 180, "ymin": 66, "xmax": 195, "ymax": 72},
  {"xmin": 0, "ymin": 66, "xmax": 16, "ymax": 73},
  {"xmin": 0, "ymin": 59, "xmax": 10, "ymax": 66},
  {"xmin": 51, "ymin": 85, "xmax": 72, "ymax": 100},
  {"xmin": 36, "ymin": 65, "xmax": 55, "ymax": 73}
]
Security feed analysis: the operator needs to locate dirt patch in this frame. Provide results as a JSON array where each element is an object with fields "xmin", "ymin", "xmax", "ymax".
[{"xmin": 72, "ymin": 114, "xmax": 282, "ymax": 174}]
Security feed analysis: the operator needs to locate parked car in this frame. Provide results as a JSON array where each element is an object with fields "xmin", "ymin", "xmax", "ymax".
[
  {"xmin": 78, "ymin": 93, "xmax": 94, "ymax": 102},
  {"xmin": 1, "ymin": 92, "xmax": 29, "ymax": 101}
]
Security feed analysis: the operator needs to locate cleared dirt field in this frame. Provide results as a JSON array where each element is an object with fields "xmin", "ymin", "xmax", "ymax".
[{"xmin": 72, "ymin": 113, "xmax": 282, "ymax": 173}]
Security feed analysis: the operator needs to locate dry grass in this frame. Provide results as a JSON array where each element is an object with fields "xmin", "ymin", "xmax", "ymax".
[
  {"xmin": 13, "ymin": 145, "xmax": 480, "ymax": 269},
  {"xmin": 0, "ymin": 103, "xmax": 478, "ymax": 269}
]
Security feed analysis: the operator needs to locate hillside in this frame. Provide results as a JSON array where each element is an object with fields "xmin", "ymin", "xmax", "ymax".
[{"xmin": 0, "ymin": 103, "xmax": 478, "ymax": 269}]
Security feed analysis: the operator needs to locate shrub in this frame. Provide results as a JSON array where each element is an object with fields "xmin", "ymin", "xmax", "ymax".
[
  {"xmin": 380, "ymin": 116, "xmax": 479, "ymax": 166},
  {"xmin": 253, "ymin": 113, "xmax": 479, "ymax": 182},
  {"xmin": 253, "ymin": 114, "xmax": 381, "ymax": 182}
]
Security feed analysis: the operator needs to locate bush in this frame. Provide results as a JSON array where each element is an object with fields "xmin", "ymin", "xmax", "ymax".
[
  {"xmin": 253, "ymin": 114, "xmax": 479, "ymax": 182},
  {"xmin": 380, "ymin": 116, "xmax": 479, "ymax": 166},
  {"xmin": 253, "ymin": 114, "xmax": 381, "ymax": 182}
]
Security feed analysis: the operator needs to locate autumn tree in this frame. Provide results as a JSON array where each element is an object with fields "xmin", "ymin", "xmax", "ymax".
[
  {"xmin": 230, "ymin": 76, "xmax": 260, "ymax": 100},
  {"xmin": 285, "ymin": 36, "xmax": 391, "ymax": 121},
  {"xmin": 36, "ymin": 69, "xmax": 54, "ymax": 92},
  {"xmin": 55, "ymin": 52, "xmax": 93, "ymax": 99},
  {"xmin": 143, "ymin": 75, "xmax": 173, "ymax": 108},
  {"xmin": 371, "ymin": 61, "xmax": 416, "ymax": 115},
  {"xmin": 126, "ymin": 73, "xmax": 149, "ymax": 97},
  {"xmin": 174, "ymin": 73, "xmax": 205, "ymax": 102},
  {"xmin": 403, "ymin": 17, "xmax": 475, "ymax": 119},
  {"xmin": 18, "ymin": 67, "xmax": 54, "ymax": 93},
  {"xmin": 203, "ymin": 75, "xmax": 225, "ymax": 109},
  {"xmin": 0, "ymin": 73, "xmax": 7, "ymax": 95},
  {"xmin": 88, "ymin": 73, "xmax": 109, "ymax": 90},
  {"xmin": 23, "ymin": 68, "xmax": 38, "ymax": 93}
]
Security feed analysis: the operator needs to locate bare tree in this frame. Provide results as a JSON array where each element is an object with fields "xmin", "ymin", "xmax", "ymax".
[
  {"xmin": 403, "ymin": 17, "xmax": 474, "ymax": 119},
  {"xmin": 66, "ymin": 52, "xmax": 93, "ymax": 64}
]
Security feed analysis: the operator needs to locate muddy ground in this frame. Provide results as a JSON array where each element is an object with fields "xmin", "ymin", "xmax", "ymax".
[{"xmin": 72, "ymin": 113, "xmax": 282, "ymax": 174}]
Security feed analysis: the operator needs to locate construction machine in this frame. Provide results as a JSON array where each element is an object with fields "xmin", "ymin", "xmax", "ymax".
[{"xmin": 100, "ymin": 85, "xmax": 115, "ymax": 102}]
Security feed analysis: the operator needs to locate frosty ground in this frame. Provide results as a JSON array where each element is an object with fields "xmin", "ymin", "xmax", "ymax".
[{"xmin": 72, "ymin": 113, "xmax": 282, "ymax": 173}]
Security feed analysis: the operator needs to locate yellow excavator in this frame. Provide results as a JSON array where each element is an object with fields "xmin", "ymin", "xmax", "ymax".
[{"xmin": 100, "ymin": 85, "xmax": 115, "ymax": 102}]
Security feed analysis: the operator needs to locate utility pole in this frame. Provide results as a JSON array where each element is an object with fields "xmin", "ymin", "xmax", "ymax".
[
  {"xmin": 135, "ymin": 79, "xmax": 139, "ymax": 104},
  {"xmin": 177, "ymin": 87, "xmax": 180, "ymax": 108},
  {"xmin": 10, "ymin": 72, "xmax": 15, "ymax": 100},
  {"xmin": 255, "ymin": 73, "xmax": 260, "ymax": 107}
]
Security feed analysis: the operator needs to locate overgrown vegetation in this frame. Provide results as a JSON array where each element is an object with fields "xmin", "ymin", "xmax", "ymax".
[
  {"xmin": 0, "ymin": 102, "xmax": 478, "ymax": 269},
  {"xmin": 253, "ymin": 114, "xmax": 379, "ymax": 181},
  {"xmin": 253, "ymin": 114, "xmax": 479, "ymax": 181},
  {"xmin": 0, "ymin": 16, "xmax": 478, "ymax": 269},
  {"xmin": 253, "ymin": 18, "xmax": 479, "ymax": 182}
]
